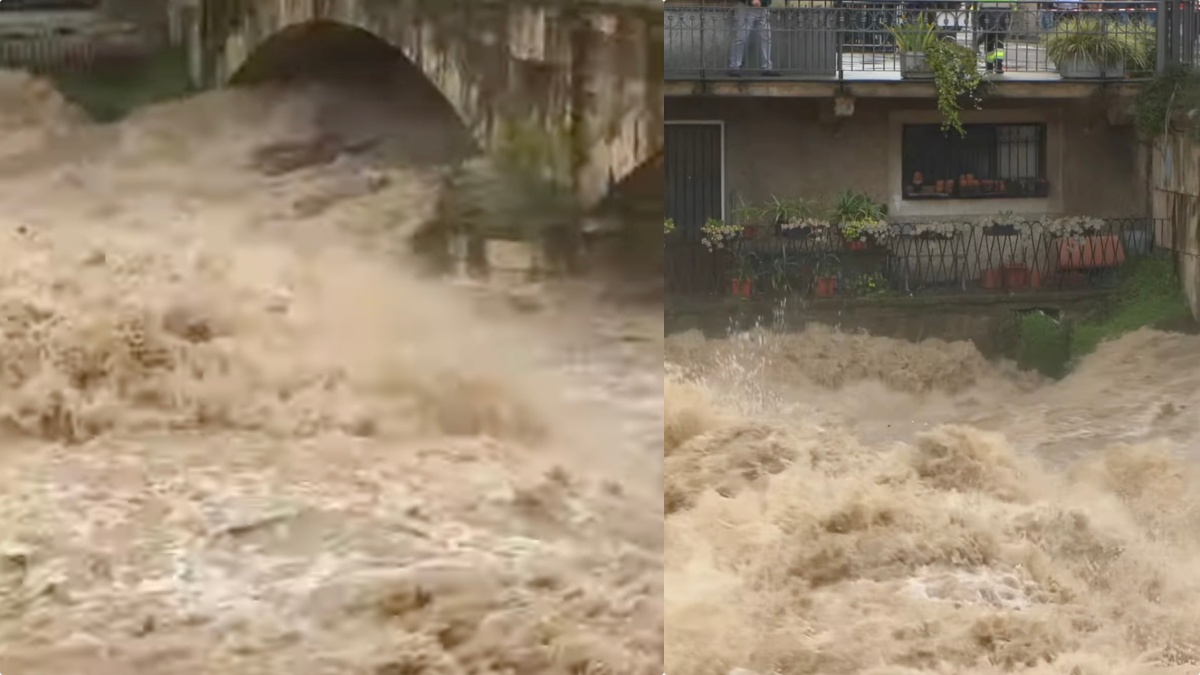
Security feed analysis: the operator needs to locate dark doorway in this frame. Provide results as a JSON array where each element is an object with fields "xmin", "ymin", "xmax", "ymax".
[{"xmin": 665, "ymin": 121, "xmax": 723, "ymax": 241}]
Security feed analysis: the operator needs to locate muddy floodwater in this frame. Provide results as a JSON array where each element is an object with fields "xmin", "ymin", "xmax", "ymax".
[
  {"xmin": 666, "ymin": 323, "xmax": 1200, "ymax": 675},
  {"xmin": 0, "ymin": 72, "xmax": 663, "ymax": 674}
]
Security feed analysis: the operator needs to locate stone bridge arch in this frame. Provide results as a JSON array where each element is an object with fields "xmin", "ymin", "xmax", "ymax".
[{"xmin": 196, "ymin": 0, "xmax": 663, "ymax": 207}]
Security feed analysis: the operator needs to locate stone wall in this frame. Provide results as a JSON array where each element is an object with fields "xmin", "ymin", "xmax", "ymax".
[
  {"xmin": 666, "ymin": 293, "xmax": 1107, "ymax": 357},
  {"xmin": 194, "ymin": 0, "xmax": 663, "ymax": 208}
]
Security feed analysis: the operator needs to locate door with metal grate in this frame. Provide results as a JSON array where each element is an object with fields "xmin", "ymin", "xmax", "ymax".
[{"xmin": 665, "ymin": 122, "xmax": 723, "ymax": 240}]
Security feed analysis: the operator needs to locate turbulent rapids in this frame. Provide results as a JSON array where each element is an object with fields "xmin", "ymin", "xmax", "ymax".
[
  {"xmin": 0, "ymin": 71, "xmax": 663, "ymax": 674},
  {"xmin": 666, "ymin": 324, "xmax": 1200, "ymax": 675}
]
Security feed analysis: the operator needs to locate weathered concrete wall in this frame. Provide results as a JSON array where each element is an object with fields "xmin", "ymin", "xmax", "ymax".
[
  {"xmin": 665, "ymin": 96, "xmax": 1146, "ymax": 220},
  {"xmin": 1150, "ymin": 133, "xmax": 1200, "ymax": 319},
  {"xmin": 666, "ymin": 293, "xmax": 1107, "ymax": 357},
  {"xmin": 193, "ymin": 0, "xmax": 663, "ymax": 207}
]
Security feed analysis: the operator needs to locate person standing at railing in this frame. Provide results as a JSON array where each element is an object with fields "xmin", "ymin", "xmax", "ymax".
[
  {"xmin": 727, "ymin": 0, "xmax": 780, "ymax": 76},
  {"xmin": 973, "ymin": 0, "xmax": 1015, "ymax": 73}
]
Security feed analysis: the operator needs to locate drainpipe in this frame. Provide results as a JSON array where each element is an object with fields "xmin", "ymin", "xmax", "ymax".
[{"xmin": 1156, "ymin": 0, "xmax": 1167, "ymax": 72}]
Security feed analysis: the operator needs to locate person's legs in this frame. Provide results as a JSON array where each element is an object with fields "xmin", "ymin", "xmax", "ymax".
[
  {"xmin": 986, "ymin": 10, "xmax": 1009, "ymax": 73},
  {"xmin": 753, "ymin": 8, "xmax": 775, "ymax": 71},
  {"xmin": 728, "ymin": 5, "xmax": 752, "ymax": 70}
]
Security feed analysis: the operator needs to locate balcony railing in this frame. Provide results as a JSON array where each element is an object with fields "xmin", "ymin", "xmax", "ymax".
[
  {"xmin": 665, "ymin": 218, "xmax": 1167, "ymax": 296},
  {"xmin": 665, "ymin": 1, "xmax": 1199, "ymax": 81}
]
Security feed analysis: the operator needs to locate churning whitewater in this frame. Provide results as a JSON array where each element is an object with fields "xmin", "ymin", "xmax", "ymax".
[
  {"xmin": 666, "ymin": 324, "xmax": 1200, "ymax": 675},
  {"xmin": 0, "ymin": 72, "xmax": 663, "ymax": 674}
]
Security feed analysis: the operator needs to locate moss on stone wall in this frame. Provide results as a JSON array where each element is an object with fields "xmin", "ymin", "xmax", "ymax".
[{"xmin": 52, "ymin": 47, "xmax": 196, "ymax": 122}]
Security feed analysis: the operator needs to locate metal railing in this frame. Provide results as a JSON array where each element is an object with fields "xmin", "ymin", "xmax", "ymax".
[
  {"xmin": 665, "ymin": 1, "xmax": 1197, "ymax": 80},
  {"xmin": 665, "ymin": 218, "xmax": 1168, "ymax": 296}
]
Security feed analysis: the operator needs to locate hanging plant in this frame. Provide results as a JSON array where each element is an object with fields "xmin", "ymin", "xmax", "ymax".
[{"xmin": 926, "ymin": 38, "xmax": 983, "ymax": 137}]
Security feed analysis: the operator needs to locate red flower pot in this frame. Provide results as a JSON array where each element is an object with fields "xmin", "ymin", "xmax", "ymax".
[
  {"xmin": 1002, "ymin": 263, "xmax": 1029, "ymax": 291},
  {"xmin": 814, "ymin": 276, "xmax": 838, "ymax": 298},
  {"xmin": 981, "ymin": 268, "xmax": 1003, "ymax": 291},
  {"xmin": 732, "ymin": 279, "xmax": 753, "ymax": 297},
  {"xmin": 848, "ymin": 240, "xmax": 868, "ymax": 252}
]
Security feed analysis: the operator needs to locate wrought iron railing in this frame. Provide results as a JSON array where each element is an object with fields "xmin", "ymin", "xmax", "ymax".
[
  {"xmin": 665, "ymin": 0, "xmax": 1197, "ymax": 80},
  {"xmin": 665, "ymin": 218, "xmax": 1168, "ymax": 296}
]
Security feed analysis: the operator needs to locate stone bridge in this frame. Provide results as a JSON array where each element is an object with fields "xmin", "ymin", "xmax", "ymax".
[{"xmin": 185, "ymin": 0, "xmax": 663, "ymax": 208}]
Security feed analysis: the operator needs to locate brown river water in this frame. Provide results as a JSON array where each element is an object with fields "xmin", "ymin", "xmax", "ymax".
[
  {"xmin": 666, "ymin": 322, "xmax": 1200, "ymax": 675},
  {"xmin": 0, "ymin": 71, "xmax": 663, "ymax": 674}
]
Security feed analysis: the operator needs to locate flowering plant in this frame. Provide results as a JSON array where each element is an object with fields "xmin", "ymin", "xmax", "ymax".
[
  {"xmin": 841, "ymin": 218, "xmax": 892, "ymax": 243},
  {"xmin": 1037, "ymin": 215, "xmax": 1105, "ymax": 236},
  {"xmin": 700, "ymin": 218, "xmax": 742, "ymax": 252}
]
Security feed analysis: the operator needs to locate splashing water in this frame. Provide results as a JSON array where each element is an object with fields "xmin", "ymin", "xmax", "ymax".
[
  {"xmin": 666, "ymin": 321, "xmax": 1200, "ymax": 675},
  {"xmin": 0, "ymin": 71, "xmax": 663, "ymax": 674}
]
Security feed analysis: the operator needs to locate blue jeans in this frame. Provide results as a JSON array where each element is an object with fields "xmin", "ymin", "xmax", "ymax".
[{"xmin": 728, "ymin": 6, "xmax": 773, "ymax": 70}]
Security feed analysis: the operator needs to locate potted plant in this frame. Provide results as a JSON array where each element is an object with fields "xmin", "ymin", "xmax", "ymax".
[
  {"xmin": 732, "ymin": 200, "xmax": 770, "ymax": 239},
  {"xmin": 832, "ymin": 190, "xmax": 890, "ymax": 249},
  {"xmin": 699, "ymin": 217, "xmax": 742, "ymax": 253},
  {"xmin": 1002, "ymin": 259, "xmax": 1030, "ymax": 291},
  {"xmin": 771, "ymin": 196, "xmax": 832, "ymax": 240},
  {"xmin": 1123, "ymin": 22, "xmax": 1157, "ymax": 76},
  {"xmin": 980, "ymin": 210, "xmax": 1022, "ymax": 237},
  {"xmin": 731, "ymin": 250, "xmax": 758, "ymax": 298},
  {"xmin": 890, "ymin": 17, "xmax": 939, "ymax": 80},
  {"xmin": 851, "ymin": 271, "xmax": 889, "ymax": 297},
  {"xmin": 664, "ymin": 217, "xmax": 676, "ymax": 237},
  {"xmin": 812, "ymin": 254, "xmax": 840, "ymax": 298},
  {"xmin": 765, "ymin": 246, "xmax": 802, "ymax": 295},
  {"xmin": 1044, "ymin": 16, "xmax": 1137, "ymax": 79},
  {"xmin": 912, "ymin": 222, "xmax": 958, "ymax": 241}
]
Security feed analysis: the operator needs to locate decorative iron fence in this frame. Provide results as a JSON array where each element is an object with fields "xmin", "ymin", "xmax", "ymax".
[
  {"xmin": 0, "ymin": 16, "xmax": 159, "ymax": 74},
  {"xmin": 666, "ymin": 218, "xmax": 1169, "ymax": 297},
  {"xmin": 665, "ymin": 0, "xmax": 1197, "ymax": 80}
]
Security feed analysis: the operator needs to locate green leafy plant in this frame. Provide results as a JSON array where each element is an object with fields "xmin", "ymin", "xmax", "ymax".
[
  {"xmin": 1044, "ymin": 16, "xmax": 1136, "ymax": 71},
  {"xmin": 926, "ymin": 37, "xmax": 983, "ymax": 136},
  {"xmin": 1123, "ymin": 21, "xmax": 1157, "ymax": 73},
  {"xmin": 1131, "ymin": 66, "xmax": 1200, "ymax": 139},
  {"xmin": 831, "ymin": 191, "xmax": 890, "ymax": 242},
  {"xmin": 664, "ymin": 217, "xmax": 676, "ymax": 235},
  {"xmin": 889, "ymin": 17, "xmax": 939, "ymax": 53},
  {"xmin": 1070, "ymin": 258, "xmax": 1191, "ymax": 358},
  {"xmin": 731, "ymin": 249, "xmax": 758, "ymax": 283},
  {"xmin": 764, "ymin": 247, "xmax": 802, "ymax": 294},
  {"xmin": 813, "ymin": 253, "xmax": 841, "ymax": 278},
  {"xmin": 1017, "ymin": 310, "xmax": 1072, "ymax": 379},
  {"xmin": 831, "ymin": 190, "xmax": 886, "ymax": 223},
  {"xmin": 732, "ymin": 199, "xmax": 771, "ymax": 226},
  {"xmin": 851, "ymin": 271, "xmax": 889, "ymax": 297}
]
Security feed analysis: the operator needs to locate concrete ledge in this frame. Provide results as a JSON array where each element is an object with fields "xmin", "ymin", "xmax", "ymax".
[{"xmin": 665, "ymin": 79, "xmax": 1146, "ymax": 99}]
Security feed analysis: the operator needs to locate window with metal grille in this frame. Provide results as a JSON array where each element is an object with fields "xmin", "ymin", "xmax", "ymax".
[{"xmin": 901, "ymin": 123, "xmax": 1049, "ymax": 200}]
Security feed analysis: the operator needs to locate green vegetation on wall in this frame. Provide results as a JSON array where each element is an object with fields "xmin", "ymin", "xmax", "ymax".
[
  {"xmin": 1070, "ymin": 257, "xmax": 1191, "ymax": 357},
  {"xmin": 1016, "ymin": 310, "xmax": 1071, "ymax": 379},
  {"xmin": 51, "ymin": 47, "xmax": 197, "ymax": 122},
  {"xmin": 1132, "ymin": 66, "xmax": 1200, "ymax": 139},
  {"xmin": 1011, "ymin": 258, "xmax": 1191, "ymax": 378}
]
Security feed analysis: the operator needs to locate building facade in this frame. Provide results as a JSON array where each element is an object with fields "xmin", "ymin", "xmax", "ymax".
[{"xmin": 665, "ymin": 0, "xmax": 1174, "ymax": 296}]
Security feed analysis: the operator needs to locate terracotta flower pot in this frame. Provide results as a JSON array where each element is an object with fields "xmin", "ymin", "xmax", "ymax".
[
  {"xmin": 848, "ymin": 240, "xmax": 867, "ymax": 252},
  {"xmin": 732, "ymin": 279, "xmax": 753, "ymax": 297},
  {"xmin": 981, "ymin": 268, "xmax": 1003, "ymax": 291},
  {"xmin": 1002, "ymin": 263, "xmax": 1029, "ymax": 291},
  {"xmin": 814, "ymin": 276, "xmax": 838, "ymax": 298}
]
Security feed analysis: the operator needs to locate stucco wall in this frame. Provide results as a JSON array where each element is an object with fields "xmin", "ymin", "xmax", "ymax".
[{"xmin": 665, "ymin": 96, "xmax": 1146, "ymax": 220}]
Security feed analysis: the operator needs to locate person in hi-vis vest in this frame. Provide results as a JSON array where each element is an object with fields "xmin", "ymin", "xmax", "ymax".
[{"xmin": 973, "ymin": 0, "xmax": 1015, "ymax": 74}]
